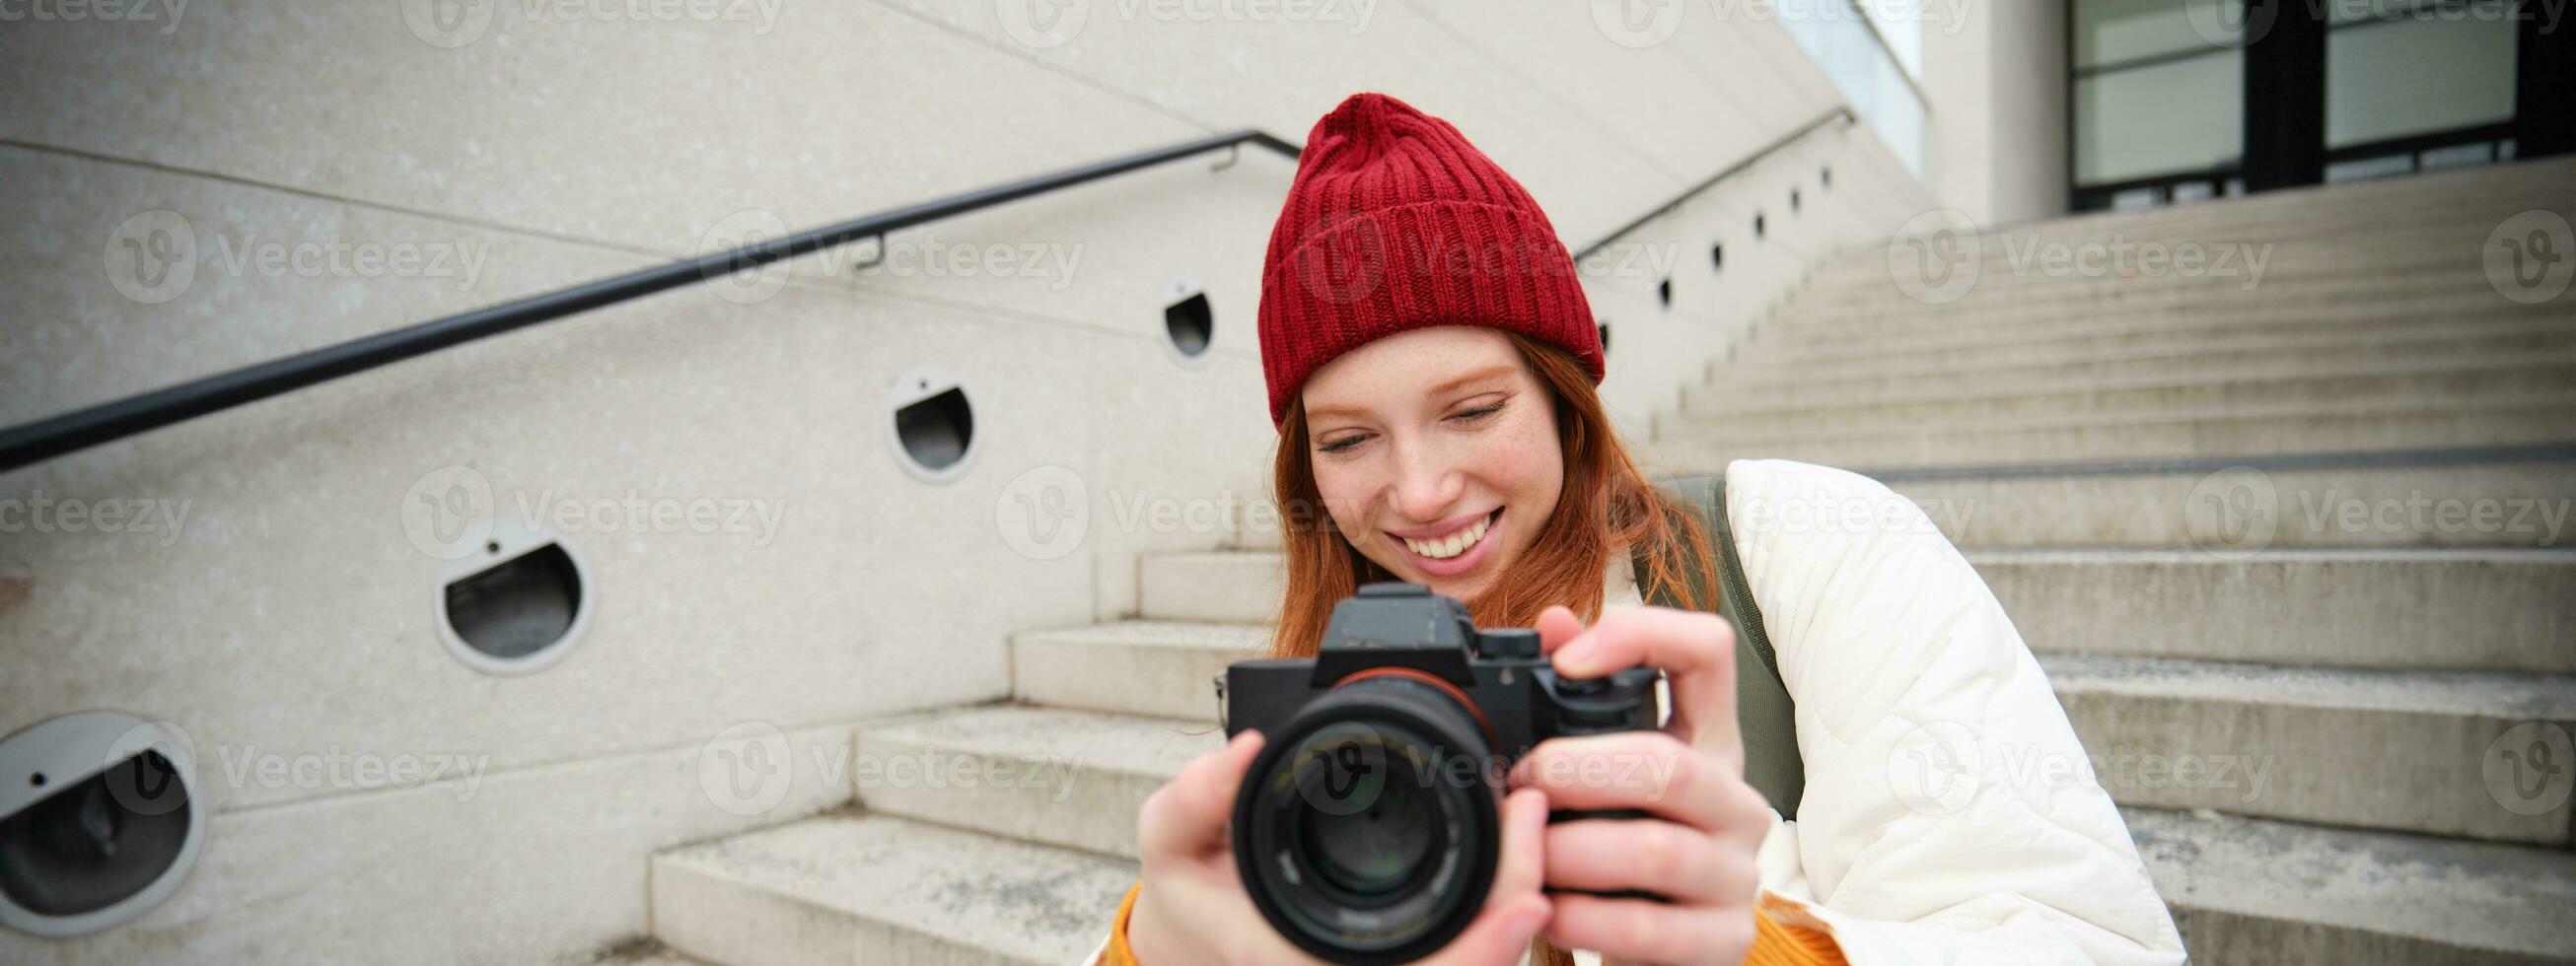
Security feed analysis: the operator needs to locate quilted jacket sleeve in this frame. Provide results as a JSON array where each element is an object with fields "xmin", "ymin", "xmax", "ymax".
[{"xmin": 1723, "ymin": 458, "xmax": 2186, "ymax": 965}]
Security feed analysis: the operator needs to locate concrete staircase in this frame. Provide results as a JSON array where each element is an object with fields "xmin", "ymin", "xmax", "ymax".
[{"xmin": 646, "ymin": 159, "xmax": 2576, "ymax": 965}]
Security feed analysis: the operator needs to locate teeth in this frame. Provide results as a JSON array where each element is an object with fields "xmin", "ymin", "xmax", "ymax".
[{"xmin": 1403, "ymin": 515, "xmax": 1489, "ymax": 560}]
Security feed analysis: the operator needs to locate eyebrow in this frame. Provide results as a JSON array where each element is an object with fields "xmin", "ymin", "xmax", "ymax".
[{"xmin": 1307, "ymin": 363, "xmax": 1518, "ymax": 422}]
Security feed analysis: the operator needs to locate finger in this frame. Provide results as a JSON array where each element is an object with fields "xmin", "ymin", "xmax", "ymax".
[
  {"xmin": 1539, "ymin": 817, "xmax": 1750, "ymax": 905},
  {"xmin": 1551, "ymin": 607, "xmax": 1741, "ymax": 759},
  {"xmin": 1486, "ymin": 787, "xmax": 1550, "ymax": 905},
  {"xmin": 1508, "ymin": 731, "xmax": 1730, "ymax": 831},
  {"xmin": 1535, "ymin": 604, "xmax": 1585, "ymax": 656},
  {"xmin": 1138, "ymin": 729, "xmax": 1265, "ymax": 861},
  {"xmin": 1546, "ymin": 893, "xmax": 1756, "ymax": 966}
]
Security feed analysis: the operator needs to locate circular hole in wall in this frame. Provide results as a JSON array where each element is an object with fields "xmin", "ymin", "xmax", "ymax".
[
  {"xmin": 0, "ymin": 713, "xmax": 205, "ymax": 937},
  {"xmin": 1656, "ymin": 277, "xmax": 1672, "ymax": 309},
  {"xmin": 890, "ymin": 366, "xmax": 977, "ymax": 482},
  {"xmin": 436, "ymin": 515, "xmax": 592, "ymax": 675},
  {"xmin": 1164, "ymin": 281, "xmax": 1213, "ymax": 362},
  {"xmin": 1711, "ymin": 242, "xmax": 1724, "ymax": 272}
]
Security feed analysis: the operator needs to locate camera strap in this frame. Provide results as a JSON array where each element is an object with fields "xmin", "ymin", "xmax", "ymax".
[{"xmin": 1634, "ymin": 474, "xmax": 1807, "ymax": 821}]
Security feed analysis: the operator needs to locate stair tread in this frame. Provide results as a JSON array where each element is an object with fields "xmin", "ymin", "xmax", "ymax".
[
  {"xmin": 654, "ymin": 810, "xmax": 1133, "ymax": 965},
  {"xmin": 2037, "ymin": 653, "xmax": 2576, "ymax": 720},
  {"xmin": 2123, "ymin": 806, "xmax": 2576, "ymax": 961},
  {"xmin": 1016, "ymin": 619, "xmax": 1269, "ymax": 653},
  {"xmin": 867, "ymin": 703, "xmax": 1221, "ymax": 778}
]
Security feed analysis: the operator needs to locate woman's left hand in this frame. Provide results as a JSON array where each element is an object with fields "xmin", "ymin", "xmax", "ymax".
[{"xmin": 1506, "ymin": 604, "xmax": 1772, "ymax": 965}]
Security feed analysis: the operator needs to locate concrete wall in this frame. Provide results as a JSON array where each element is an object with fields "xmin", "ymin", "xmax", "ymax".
[
  {"xmin": 0, "ymin": 2, "xmax": 1934, "ymax": 962},
  {"xmin": 1922, "ymin": 0, "xmax": 2070, "ymax": 226}
]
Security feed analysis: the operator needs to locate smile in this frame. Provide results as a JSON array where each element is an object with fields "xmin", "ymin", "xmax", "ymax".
[{"xmin": 1387, "ymin": 508, "xmax": 1505, "ymax": 577}]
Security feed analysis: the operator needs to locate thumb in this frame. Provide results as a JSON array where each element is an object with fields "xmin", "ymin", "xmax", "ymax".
[
  {"xmin": 1139, "ymin": 729, "xmax": 1266, "ymax": 861},
  {"xmin": 1535, "ymin": 605, "xmax": 1585, "ymax": 656}
]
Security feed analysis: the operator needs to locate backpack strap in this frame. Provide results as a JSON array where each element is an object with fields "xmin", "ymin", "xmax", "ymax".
[{"xmin": 1633, "ymin": 474, "xmax": 1806, "ymax": 821}]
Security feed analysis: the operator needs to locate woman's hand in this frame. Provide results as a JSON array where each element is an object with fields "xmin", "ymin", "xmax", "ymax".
[
  {"xmin": 1127, "ymin": 729, "xmax": 1557, "ymax": 966},
  {"xmin": 1509, "ymin": 605, "xmax": 1772, "ymax": 965}
]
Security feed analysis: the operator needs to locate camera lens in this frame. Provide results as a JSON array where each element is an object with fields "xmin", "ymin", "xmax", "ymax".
[
  {"xmin": 1293, "ymin": 725, "xmax": 1438, "ymax": 896},
  {"xmin": 1233, "ymin": 676, "xmax": 1500, "ymax": 965}
]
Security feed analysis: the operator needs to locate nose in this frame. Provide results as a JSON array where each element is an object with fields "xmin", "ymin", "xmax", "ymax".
[{"xmin": 1387, "ymin": 436, "xmax": 1465, "ymax": 525}]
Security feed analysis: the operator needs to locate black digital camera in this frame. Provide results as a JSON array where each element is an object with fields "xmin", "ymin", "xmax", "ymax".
[{"xmin": 1221, "ymin": 582, "xmax": 1663, "ymax": 965}]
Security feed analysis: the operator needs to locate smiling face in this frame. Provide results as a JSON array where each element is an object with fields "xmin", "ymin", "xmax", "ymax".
[{"xmin": 1298, "ymin": 326, "xmax": 1565, "ymax": 602}]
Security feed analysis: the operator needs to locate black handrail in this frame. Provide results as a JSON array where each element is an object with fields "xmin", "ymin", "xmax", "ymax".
[
  {"xmin": 1576, "ymin": 105, "xmax": 1854, "ymax": 261},
  {"xmin": 4, "ymin": 104, "xmax": 1854, "ymax": 473},
  {"xmin": 0, "ymin": 130, "xmax": 1301, "ymax": 472}
]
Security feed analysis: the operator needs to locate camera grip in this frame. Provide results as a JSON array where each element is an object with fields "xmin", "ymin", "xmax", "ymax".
[{"xmin": 1539, "ymin": 807, "xmax": 1671, "ymax": 904}]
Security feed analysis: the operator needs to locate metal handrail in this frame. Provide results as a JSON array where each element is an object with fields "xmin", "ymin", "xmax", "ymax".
[
  {"xmin": 1575, "ymin": 105, "xmax": 1854, "ymax": 261},
  {"xmin": 0, "ymin": 130, "xmax": 1301, "ymax": 472},
  {"xmin": 4, "ymin": 104, "xmax": 1861, "ymax": 472}
]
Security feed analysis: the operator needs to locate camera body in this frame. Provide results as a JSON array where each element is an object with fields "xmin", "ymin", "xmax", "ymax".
[
  {"xmin": 1223, "ymin": 583, "xmax": 1661, "ymax": 754},
  {"xmin": 1221, "ymin": 582, "xmax": 1662, "ymax": 965}
]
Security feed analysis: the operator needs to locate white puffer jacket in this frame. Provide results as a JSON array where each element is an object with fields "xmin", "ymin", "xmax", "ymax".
[{"xmin": 1092, "ymin": 458, "xmax": 2188, "ymax": 964}]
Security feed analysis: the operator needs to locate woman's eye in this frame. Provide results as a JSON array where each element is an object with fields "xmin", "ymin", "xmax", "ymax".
[
  {"xmin": 1449, "ymin": 402, "xmax": 1505, "ymax": 424},
  {"xmin": 1318, "ymin": 434, "xmax": 1368, "ymax": 454}
]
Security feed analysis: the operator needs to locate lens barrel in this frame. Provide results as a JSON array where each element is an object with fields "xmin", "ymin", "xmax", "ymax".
[{"xmin": 1231, "ymin": 676, "xmax": 1501, "ymax": 965}]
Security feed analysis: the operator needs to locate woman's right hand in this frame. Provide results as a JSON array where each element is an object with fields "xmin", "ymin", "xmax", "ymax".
[{"xmin": 1126, "ymin": 729, "xmax": 1557, "ymax": 965}]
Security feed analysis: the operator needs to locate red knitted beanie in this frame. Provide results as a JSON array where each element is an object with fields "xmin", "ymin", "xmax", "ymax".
[{"xmin": 1257, "ymin": 92, "xmax": 1603, "ymax": 427}]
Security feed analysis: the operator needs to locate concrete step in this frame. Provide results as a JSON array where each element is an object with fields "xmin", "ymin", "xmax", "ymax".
[
  {"xmin": 1792, "ymin": 258, "xmax": 2514, "ymax": 322},
  {"xmin": 1130, "ymin": 544, "xmax": 2575, "ymax": 673},
  {"xmin": 1664, "ymin": 356, "xmax": 2576, "ymax": 436},
  {"xmin": 1138, "ymin": 551, "xmax": 1284, "ymax": 624},
  {"xmin": 651, "ymin": 810, "xmax": 1134, "ymax": 966},
  {"xmin": 853, "ymin": 704, "xmax": 1222, "ymax": 860},
  {"xmin": 1987, "ymin": 548, "xmax": 2576, "ymax": 673},
  {"xmin": 2042, "ymin": 654, "xmax": 2576, "ymax": 845},
  {"xmin": 1004, "ymin": 620, "xmax": 2576, "ymax": 839},
  {"xmin": 2123, "ymin": 806, "xmax": 2576, "ymax": 966},
  {"xmin": 1746, "ymin": 308, "xmax": 2559, "ymax": 370},
  {"xmin": 1013, "ymin": 620, "xmax": 1265, "ymax": 721},
  {"xmin": 1876, "ymin": 457, "xmax": 2576, "ymax": 554},
  {"xmin": 1729, "ymin": 317, "xmax": 2571, "ymax": 380},
  {"xmin": 1786, "ymin": 288, "xmax": 2558, "ymax": 347},
  {"xmin": 1685, "ymin": 336, "xmax": 2576, "ymax": 410},
  {"xmin": 657, "ymin": 775, "xmax": 2576, "ymax": 966},
  {"xmin": 1648, "ymin": 394, "xmax": 2576, "ymax": 469}
]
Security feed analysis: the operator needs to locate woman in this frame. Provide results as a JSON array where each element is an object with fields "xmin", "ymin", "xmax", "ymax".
[{"xmin": 1089, "ymin": 93, "xmax": 2186, "ymax": 965}]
